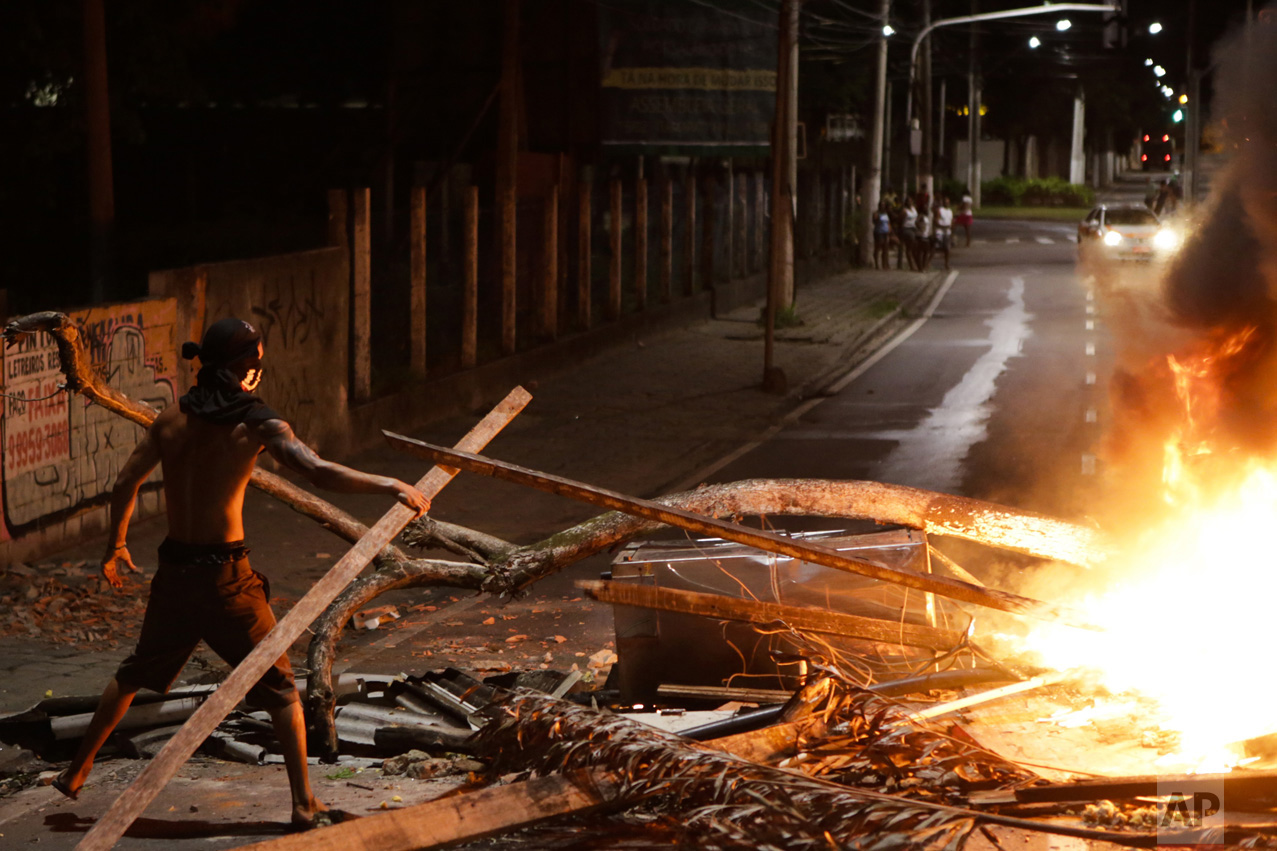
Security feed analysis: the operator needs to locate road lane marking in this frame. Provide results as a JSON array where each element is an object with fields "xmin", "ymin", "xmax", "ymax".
[
  {"xmin": 1085, "ymin": 408, "xmax": 1097, "ymax": 423},
  {"xmin": 1086, "ymin": 342, "xmax": 1096, "ymax": 356},
  {"xmin": 1034, "ymin": 236, "xmax": 1054, "ymax": 244},
  {"xmin": 1081, "ymin": 454, "xmax": 1097, "ymax": 475},
  {"xmin": 1086, "ymin": 372, "xmax": 1097, "ymax": 385},
  {"xmin": 877, "ymin": 275, "xmax": 1031, "ymax": 492},
  {"xmin": 1006, "ymin": 237, "xmax": 1020, "ymax": 244},
  {"xmin": 670, "ymin": 272, "xmax": 962, "ymax": 492}
]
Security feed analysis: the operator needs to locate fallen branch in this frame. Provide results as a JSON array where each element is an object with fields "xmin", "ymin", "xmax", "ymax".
[
  {"xmin": 472, "ymin": 690, "xmax": 1219, "ymax": 850},
  {"xmin": 385, "ymin": 436, "xmax": 1099, "ymax": 628}
]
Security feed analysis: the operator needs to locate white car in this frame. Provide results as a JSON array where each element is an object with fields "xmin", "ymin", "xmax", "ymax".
[{"xmin": 1078, "ymin": 203, "xmax": 1179, "ymax": 262}]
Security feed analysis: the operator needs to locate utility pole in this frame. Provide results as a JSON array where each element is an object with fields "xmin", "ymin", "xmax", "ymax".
[
  {"xmin": 764, "ymin": 0, "xmax": 800, "ymax": 393},
  {"xmin": 918, "ymin": 0, "xmax": 933, "ymax": 202},
  {"xmin": 860, "ymin": 0, "xmax": 891, "ymax": 266},
  {"xmin": 83, "ymin": 0, "xmax": 115, "ymax": 303},
  {"xmin": 967, "ymin": 0, "xmax": 980, "ymax": 205}
]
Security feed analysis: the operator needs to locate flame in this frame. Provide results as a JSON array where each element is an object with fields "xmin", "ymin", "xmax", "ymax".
[{"xmin": 1008, "ymin": 326, "xmax": 1277, "ymax": 771}]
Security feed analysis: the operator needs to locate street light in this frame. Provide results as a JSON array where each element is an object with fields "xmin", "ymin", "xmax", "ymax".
[
  {"xmin": 1153, "ymin": 65, "xmax": 1166, "ymax": 77},
  {"xmin": 1055, "ymin": 18, "xmax": 1072, "ymax": 30},
  {"xmin": 901, "ymin": 3, "xmax": 1118, "ymax": 203},
  {"xmin": 1144, "ymin": 57, "xmax": 1154, "ymax": 65},
  {"xmin": 883, "ymin": 24, "xmax": 896, "ymax": 36},
  {"xmin": 1029, "ymin": 35, "xmax": 1042, "ymax": 48},
  {"xmin": 1149, "ymin": 21, "xmax": 1163, "ymax": 34}
]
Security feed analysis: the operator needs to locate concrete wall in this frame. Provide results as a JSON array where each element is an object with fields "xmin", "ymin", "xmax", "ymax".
[
  {"xmin": 149, "ymin": 247, "xmax": 350, "ymax": 455},
  {"xmin": 0, "ymin": 298, "xmax": 178, "ymax": 563}
]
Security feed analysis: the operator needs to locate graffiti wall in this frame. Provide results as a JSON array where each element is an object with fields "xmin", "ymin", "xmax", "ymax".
[
  {"xmin": 151, "ymin": 247, "xmax": 349, "ymax": 455},
  {"xmin": 0, "ymin": 299, "xmax": 178, "ymax": 538}
]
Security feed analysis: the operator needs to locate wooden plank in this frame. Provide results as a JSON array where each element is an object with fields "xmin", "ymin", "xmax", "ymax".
[
  {"xmin": 234, "ymin": 768, "xmax": 624, "ymax": 851},
  {"xmin": 706, "ymin": 716, "xmax": 825, "ymax": 764},
  {"xmin": 77, "ymin": 388, "xmax": 534, "ymax": 851},
  {"xmin": 908, "ymin": 673, "xmax": 1067, "ymax": 721},
  {"xmin": 410, "ymin": 185, "xmax": 427, "ymax": 377},
  {"xmin": 578, "ymin": 580, "xmax": 969, "ymax": 652},
  {"xmin": 383, "ymin": 436, "xmax": 1097, "ymax": 630},
  {"xmin": 969, "ymin": 768, "xmax": 1277, "ymax": 809}
]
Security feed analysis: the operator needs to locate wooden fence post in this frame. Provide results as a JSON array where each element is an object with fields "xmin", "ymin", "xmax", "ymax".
[
  {"xmin": 608, "ymin": 178, "xmax": 622, "ymax": 320},
  {"xmin": 634, "ymin": 176, "xmax": 648, "ymax": 311},
  {"xmin": 498, "ymin": 0, "xmax": 520, "ymax": 357},
  {"xmin": 660, "ymin": 169, "xmax": 673, "ymax": 303},
  {"xmin": 352, "ymin": 187, "xmax": 371, "ymax": 401},
  {"xmin": 683, "ymin": 163, "xmax": 697, "ymax": 296},
  {"xmin": 462, "ymin": 186, "xmax": 478, "ymax": 369},
  {"xmin": 539, "ymin": 186, "xmax": 559, "ymax": 340},
  {"xmin": 410, "ymin": 185, "xmax": 427, "ymax": 377},
  {"xmin": 578, "ymin": 176, "xmax": 591, "ymax": 329}
]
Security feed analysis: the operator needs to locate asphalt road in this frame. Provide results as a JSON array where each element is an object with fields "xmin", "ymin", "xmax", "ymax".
[{"xmin": 711, "ymin": 216, "xmax": 1116, "ymax": 531}]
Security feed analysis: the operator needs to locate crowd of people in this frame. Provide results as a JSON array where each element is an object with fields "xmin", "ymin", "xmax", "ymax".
[{"xmin": 872, "ymin": 190, "xmax": 973, "ymax": 272}]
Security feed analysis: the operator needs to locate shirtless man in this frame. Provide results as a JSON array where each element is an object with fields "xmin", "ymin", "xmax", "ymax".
[{"xmin": 52, "ymin": 318, "xmax": 430, "ymax": 830}]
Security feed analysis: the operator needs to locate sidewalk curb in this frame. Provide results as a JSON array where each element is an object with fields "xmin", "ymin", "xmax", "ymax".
[{"xmin": 667, "ymin": 268, "xmax": 959, "ymax": 494}]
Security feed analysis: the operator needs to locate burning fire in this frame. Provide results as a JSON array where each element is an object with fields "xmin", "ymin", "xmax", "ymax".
[{"xmin": 1008, "ymin": 326, "xmax": 1277, "ymax": 771}]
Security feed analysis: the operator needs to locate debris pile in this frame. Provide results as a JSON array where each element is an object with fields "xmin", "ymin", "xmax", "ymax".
[{"xmin": 0, "ymin": 561, "xmax": 146, "ymax": 647}]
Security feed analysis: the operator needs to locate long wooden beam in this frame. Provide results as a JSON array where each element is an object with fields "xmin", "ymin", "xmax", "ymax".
[
  {"xmin": 576, "ymin": 579, "xmax": 970, "ymax": 652},
  {"xmin": 77, "ymin": 388, "xmax": 533, "ymax": 851},
  {"xmin": 970, "ymin": 768, "xmax": 1277, "ymax": 810},
  {"xmin": 235, "ymin": 768, "xmax": 626, "ymax": 851},
  {"xmin": 384, "ymin": 434, "xmax": 1097, "ymax": 630}
]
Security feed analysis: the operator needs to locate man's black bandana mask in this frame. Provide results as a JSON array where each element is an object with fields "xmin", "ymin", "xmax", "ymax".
[{"xmin": 178, "ymin": 318, "xmax": 281, "ymax": 427}]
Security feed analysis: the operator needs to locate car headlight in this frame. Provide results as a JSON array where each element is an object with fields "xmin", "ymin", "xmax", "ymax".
[
  {"xmin": 1103, "ymin": 230, "xmax": 1123, "ymax": 246},
  {"xmin": 1153, "ymin": 228, "xmax": 1180, "ymax": 250}
]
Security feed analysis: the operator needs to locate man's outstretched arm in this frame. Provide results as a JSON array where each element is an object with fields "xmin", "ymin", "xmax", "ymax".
[
  {"xmin": 254, "ymin": 419, "xmax": 430, "ymax": 515},
  {"xmin": 101, "ymin": 428, "xmax": 162, "ymax": 587}
]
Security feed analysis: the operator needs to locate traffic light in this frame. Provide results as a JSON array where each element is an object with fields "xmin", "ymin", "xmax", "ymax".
[{"xmin": 1172, "ymin": 109, "xmax": 1184, "ymax": 123}]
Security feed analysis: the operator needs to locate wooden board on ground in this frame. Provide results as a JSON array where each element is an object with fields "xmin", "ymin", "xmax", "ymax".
[
  {"xmin": 77, "ymin": 387, "xmax": 533, "ymax": 851},
  {"xmin": 235, "ymin": 768, "xmax": 625, "ymax": 851},
  {"xmin": 384, "ymin": 434, "xmax": 1096, "ymax": 629},
  {"xmin": 579, "ymin": 579, "xmax": 973, "ymax": 652}
]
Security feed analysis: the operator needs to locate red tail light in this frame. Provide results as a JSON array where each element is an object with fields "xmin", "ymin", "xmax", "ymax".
[
  {"xmin": 1143, "ymin": 134, "xmax": 1150, "ymax": 141},
  {"xmin": 1162, "ymin": 134, "xmax": 1169, "ymax": 142},
  {"xmin": 1142, "ymin": 154, "xmax": 1148, "ymax": 161},
  {"xmin": 1164, "ymin": 154, "xmax": 1171, "ymax": 161}
]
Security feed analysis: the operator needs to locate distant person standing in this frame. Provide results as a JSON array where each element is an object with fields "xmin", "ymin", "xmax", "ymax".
[
  {"xmin": 899, "ymin": 197, "xmax": 919, "ymax": 271},
  {"xmin": 915, "ymin": 200, "xmax": 934, "ymax": 270},
  {"xmin": 956, "ymin": 192, "xmax": 974, "ymax": 246},
  {"xmin": 873, "ymin": 200, "xmax": 892, "ymax": 269},
  {"xmin": 933, "ymin": 197, "xmax": 954, "ymax": 271}
]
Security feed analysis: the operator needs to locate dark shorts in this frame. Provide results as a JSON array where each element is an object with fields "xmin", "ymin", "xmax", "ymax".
[{"xmin": 115, "ymin": 538, "xmax": 298, "ymax": 710}]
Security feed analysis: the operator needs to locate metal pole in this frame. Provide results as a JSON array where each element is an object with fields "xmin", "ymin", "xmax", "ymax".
[
  {"xmin": 765, "ymin": 0, "xmax": 800, "ymax": 390},
  {"xmin": 861, "ymin": 0, "xmax": 891, "ymax": 266}
]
